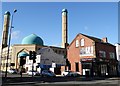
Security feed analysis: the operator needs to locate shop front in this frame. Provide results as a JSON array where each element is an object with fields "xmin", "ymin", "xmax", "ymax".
[
  {"xmin": 81, "ymin": 58, "xmax": 118, "ymax": 77},
  {"xmin": 81, "ymin": 58, "xmax": 94, "ymax": 77}
]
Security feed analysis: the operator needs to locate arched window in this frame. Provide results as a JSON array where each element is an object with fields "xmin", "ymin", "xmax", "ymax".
[
  {"xmin": 80, "ymin": 38, "xmax": 84, "ymax": 46},
  {"xmin": 75, "ymin": 40, "xmax": 79, "ymax": 47}
]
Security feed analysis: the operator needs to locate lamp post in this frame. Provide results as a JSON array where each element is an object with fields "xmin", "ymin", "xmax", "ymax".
[{"xmin": 5, "ymin": 9, "xmax": 17, "ymax": 78}]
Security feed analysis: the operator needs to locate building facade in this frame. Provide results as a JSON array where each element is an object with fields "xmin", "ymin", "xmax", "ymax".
[
  {"xmin": 1, "ymin": 34, "xmax": 66, "ymax": 74},
  {"xmin": 67, "ymin": 33, "xmax": 118, "ymax": 76},
  {"xmin": 25, "ymin": 47, "xmax": 66, "ymax": 74}
]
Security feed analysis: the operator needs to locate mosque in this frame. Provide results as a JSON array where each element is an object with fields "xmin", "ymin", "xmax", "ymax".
[
  {"xmin": 1, "ymin": 9, "xmax": 68, "ymax": 74},
  {"xmin": 1, "ymin": 9, "xmax": 118, "ymax": 76}
]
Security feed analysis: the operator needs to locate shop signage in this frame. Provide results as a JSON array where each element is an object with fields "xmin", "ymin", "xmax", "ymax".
[
  {"xmin": 80, "ymin": 46, "xmax": 93, "ymax": 56},
  {"xmin": 81, "ymin": 58, "xmax": 93, "ymax": 62},
  {"xmin": 52, "ymin": 63, "xmax": 56, "ymax": 68}
]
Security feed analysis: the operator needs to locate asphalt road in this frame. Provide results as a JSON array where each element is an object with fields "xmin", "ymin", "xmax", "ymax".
[
  {"xmin": 2, "ymin": 80, "xmax": 120, "ymax": 86},
  {"xmin": 1, "ymin": 73, "xmax": 120, "ymax": 86}
]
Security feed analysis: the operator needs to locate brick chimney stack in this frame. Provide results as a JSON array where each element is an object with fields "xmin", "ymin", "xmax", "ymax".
[{"xmin": 102, "ymin": 37, "xmax": 108, "ymax": 43}]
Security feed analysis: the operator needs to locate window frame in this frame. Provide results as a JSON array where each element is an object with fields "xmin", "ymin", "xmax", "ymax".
[{"xmin": 80, "ymin": 38, "xmax": 85, "ymax": 47}]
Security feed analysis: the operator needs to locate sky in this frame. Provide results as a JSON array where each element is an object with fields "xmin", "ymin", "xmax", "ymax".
[{"xmin": 0, "ymin": 2, "xmax": 118, "ymax": 47}]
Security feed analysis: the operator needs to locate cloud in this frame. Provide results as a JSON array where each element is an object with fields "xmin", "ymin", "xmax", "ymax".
[{"xmin": 11, "ymin": 30, "xmax": 20, "ymax": 39}]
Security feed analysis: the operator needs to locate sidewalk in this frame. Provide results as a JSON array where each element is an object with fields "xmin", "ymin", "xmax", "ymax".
[{"xmin": 107, "ymin": 77, "xmax": 120, "ymax": 80}]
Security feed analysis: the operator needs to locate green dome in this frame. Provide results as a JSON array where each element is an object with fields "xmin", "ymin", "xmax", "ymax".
[{"xmin": 21, "ymin": 34, "xmax": 44, "ymax": 45}]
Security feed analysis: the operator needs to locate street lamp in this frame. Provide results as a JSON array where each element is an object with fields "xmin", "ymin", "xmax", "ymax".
[{"xmin": 5, "ymin": 9, "xmax": 17, "ymax": 78}]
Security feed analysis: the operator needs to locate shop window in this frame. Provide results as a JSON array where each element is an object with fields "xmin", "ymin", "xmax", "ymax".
[
  {"xmin": 101, "ymin": 65, "xmax": 107, "ymax": 75},
  {"xmin": 82, "ymin": 63, "xmax": 91, "ymax": 69},
  {"xmin": 109, "ymin": 52, "xmax": 115, "ymax": 59},
  {"xmin": 99, "ymin": 51, "xmax": 106, "ymax": 58},
  {"xmin": 80, "ymin": 38, "xmax": 85, "ymax": 46}
]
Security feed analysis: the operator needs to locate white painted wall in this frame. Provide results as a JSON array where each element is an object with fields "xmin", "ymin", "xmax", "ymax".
[
  {"xmin": 115, "ymin": 44, "xmax": 120, "ymax": 61},
  {"xmin": 37, "ymin": 47, "xmax": 66, "ymax": 65},
  {"xmin": 115, "ymin": 43, "xmax": 120, "ymax": 75},
  {"xmin": 25, "ymin": 47, "xmax": 66, "ymax": 72}
]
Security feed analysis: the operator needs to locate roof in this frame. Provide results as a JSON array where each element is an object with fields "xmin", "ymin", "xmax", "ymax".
[
  {"xmin": 21, "ymin": 34, "xmax": 44, "ymax": 46},
  {"xmin": 81, "ymin": 33, "xmax": 102, "ymax": 42},
  {"xmin": 68, "ymin": 33, "xmax": 114, "ymax": 48}
]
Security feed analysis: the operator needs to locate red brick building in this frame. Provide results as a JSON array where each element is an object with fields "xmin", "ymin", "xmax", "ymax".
[{"xmin": 67, "ymin": 33, "xmax": 118, "ymax": 76}]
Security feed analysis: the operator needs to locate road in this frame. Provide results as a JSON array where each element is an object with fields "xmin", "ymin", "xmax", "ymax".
[{"xmin": 1, "ymin": 73, "xmax": 120, "ymax": 86}]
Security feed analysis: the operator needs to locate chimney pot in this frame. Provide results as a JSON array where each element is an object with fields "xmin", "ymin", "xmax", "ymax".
[{"xmin": 102, "ymin": 37, "xmax": 108, "ymax": 43}]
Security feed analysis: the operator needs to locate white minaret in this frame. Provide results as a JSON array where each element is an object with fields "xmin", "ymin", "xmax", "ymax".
[
  {"xmin": 1, "ymin": 11, "xmax": 10, "ymax": 49},
  {"xmin": 62, "ymin": 9, "xmax": 68, "ymax": 48}
]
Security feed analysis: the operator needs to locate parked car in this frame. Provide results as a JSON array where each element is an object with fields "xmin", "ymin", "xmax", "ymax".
[
  {"xmin": 66, "ymin": 72, "xmax": 81, "ymax": 77},
  {"xmin": 41, "ymin": 70, "xmax": 56, "ymax": 77},
  {"xmin": 27, "ymin": 70, "xmax": 40, "ymax": 76},
  {"xmin": 61, "ymin": 70, "xmax": 73, "ymax": 76},
  {"xmin": 7, "ymin": 69, "xmax": 17, "ymax": 74}
]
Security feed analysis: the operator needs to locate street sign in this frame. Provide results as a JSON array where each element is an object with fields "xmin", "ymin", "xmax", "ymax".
[{"xmin": 52, "ymin": 63, "xmax": 56, "ymax": 68}]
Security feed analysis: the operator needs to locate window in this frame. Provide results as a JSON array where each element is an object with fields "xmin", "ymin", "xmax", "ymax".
[
  {"xmin": 75, "ymin": 62, "xmax": 79, "ymax": 72},
  {"xmin": 38, "ymin": 48, "xmax": 41, "ymax": 50},
  {"xmin": 119, "ymin": 55, "xmax": 120, "ymax": 60},
  {"xmin": 80, "ymin": 38, "xmax": 85, "ymax": 46},
  {"xmin": 68, "ymin": 64, "xmax": 71, "ymax": 70},
  {"xmin": 59, "ymin": 50, "xmax": 61, "ymax": 54},
  {"xmin": 109, "ymin": 52, "xmax": 115, "ymax": 59},
  {"xmin": 99, "ymin": 51, "xmax": 106, "ymax": 58},
  {"xmin": 55, "ymin": 50, "xmax": 57, "ymax": 53},
  {"xmin": 101, "ymin": 65, "xmax": 107, "ymax": 75},
  {"xmin": 75, "ymin": 40, "xmax": 79, "ymax": 47}
]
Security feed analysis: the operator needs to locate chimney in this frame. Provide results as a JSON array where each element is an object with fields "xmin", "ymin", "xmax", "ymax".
[
  {"xmin": 102, "ymin": 37, "xmax": 108, "ymax": 43},
  {"xmin": 1, "ymin": 11, "xmax": 11, "ymax": 48},
  {"xmin": 61, "ymin": 9, "xmax": 68, "ymax": 48}
]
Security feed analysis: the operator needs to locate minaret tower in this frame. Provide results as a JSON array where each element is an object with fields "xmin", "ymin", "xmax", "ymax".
[
  {"xmin": 62, "ymin": 9, "xmax": 68, "ymax": 48},
  {"xmin": 1, "ymin": 11, "xmax": 10, "ymax": 49}
]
